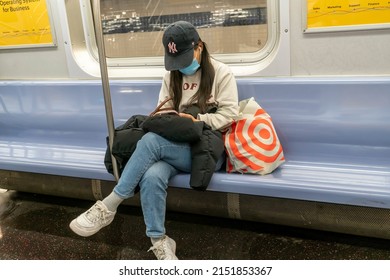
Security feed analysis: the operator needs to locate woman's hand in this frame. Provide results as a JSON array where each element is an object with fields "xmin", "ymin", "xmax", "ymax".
[{"xmin": 179, "ymin": 113, "xmax": 199, "ymax": 122}]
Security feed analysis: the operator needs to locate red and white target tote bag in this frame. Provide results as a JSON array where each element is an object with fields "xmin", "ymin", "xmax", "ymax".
[{"xmin": 224, "ymin": 97, "xmax": 285, "ymax": 175}]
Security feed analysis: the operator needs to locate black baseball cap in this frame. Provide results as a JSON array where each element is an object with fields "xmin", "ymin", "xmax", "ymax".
[{"xmin": 162, "ymin": 21, "xmax": 200, "ymax": 71}]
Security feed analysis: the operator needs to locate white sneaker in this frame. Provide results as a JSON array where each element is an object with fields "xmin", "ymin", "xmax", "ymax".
[
  {"xmin": 69, "ymin": 201, "xmax": 115, "ymax": 237},
  {"xmin": 148, "ymin": 235, "xmax": 178, "ymax": 260}
]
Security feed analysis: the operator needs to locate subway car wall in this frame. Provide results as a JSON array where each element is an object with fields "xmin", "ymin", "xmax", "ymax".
[{"xmin": 0, "ymin": 0, "xmax": 388, "ymax": 78}]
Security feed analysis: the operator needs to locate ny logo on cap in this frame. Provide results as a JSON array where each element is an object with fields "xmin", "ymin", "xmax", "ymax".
[{"xmin": 167, "ymin": 42, "xmax": 178, "ymax": 54}]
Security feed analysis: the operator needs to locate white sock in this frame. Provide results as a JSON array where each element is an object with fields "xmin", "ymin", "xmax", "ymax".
[
  {"xmin": 151, "ymin": 236, "xmax": 164, "ymax": 245},
  {"xmin": 102, "ymin": 192, "xmax": 123, "ymax": 212}
]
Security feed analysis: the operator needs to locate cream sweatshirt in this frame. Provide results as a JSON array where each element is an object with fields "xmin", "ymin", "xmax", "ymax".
[{"xmin": 157, "ymin": 58, "xmax": 239, "ymax": 131}]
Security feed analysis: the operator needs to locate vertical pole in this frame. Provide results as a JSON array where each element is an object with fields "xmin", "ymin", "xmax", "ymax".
[{"xmin": 91, "ymin": 0, "xmax": 119, "ymax": 181}]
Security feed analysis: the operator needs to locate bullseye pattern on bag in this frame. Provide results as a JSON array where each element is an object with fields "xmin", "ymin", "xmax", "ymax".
[{"xmin": 224, "ymin": 97, "xmax": 285, "ymax": 175}]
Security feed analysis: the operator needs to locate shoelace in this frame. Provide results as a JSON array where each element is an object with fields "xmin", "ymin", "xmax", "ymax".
[
  {"xmin": 148, "ymin": 238, "xmax": 168, "ymax": 260},
  {"xmin": 85, "ymin": 204, "xmax": 107, "ymax": 223}
]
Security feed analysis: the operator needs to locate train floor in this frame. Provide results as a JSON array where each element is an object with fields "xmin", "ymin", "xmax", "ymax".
[{"xmin": 1, "ymin": 189, "xmax": 390, "ymax": 260}]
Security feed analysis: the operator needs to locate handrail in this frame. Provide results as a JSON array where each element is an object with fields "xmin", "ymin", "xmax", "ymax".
[{"xmin": 91, "ymin": 0, "xmax": 119, "ymax": 181}]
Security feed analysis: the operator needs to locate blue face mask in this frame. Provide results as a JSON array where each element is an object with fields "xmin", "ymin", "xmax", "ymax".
[{"xmin": 179, "ymin": 58, "xmax": 200, "ymax": 76}]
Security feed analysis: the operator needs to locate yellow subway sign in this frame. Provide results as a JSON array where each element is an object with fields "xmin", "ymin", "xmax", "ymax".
[
  {"xmin": 0, "ymin": 0, "xmax": 54, "ymax": 48},
  {"xmin": 307, "ymin": 0, "xmax": 390, "ymax": 28}
]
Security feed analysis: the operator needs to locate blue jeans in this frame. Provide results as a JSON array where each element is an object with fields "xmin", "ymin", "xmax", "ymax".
[{"xmin": 113, "ymin": 132, "xmax": 192, "ymax": 238}]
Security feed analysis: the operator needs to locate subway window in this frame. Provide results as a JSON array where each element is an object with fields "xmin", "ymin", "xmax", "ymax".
[{"xmin": 99, "ymin": 0, "xmax": 269, "ymax": 60}]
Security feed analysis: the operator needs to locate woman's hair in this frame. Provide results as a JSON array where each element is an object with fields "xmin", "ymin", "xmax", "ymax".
[{"xmin": 169, "ymin": 40, "xmax": 215, "ymax": 113}]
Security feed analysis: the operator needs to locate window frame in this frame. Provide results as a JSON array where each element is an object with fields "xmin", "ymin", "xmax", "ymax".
[{"xmin": 67, "ymin": 0, "xmax": 290, "ymax": 78}]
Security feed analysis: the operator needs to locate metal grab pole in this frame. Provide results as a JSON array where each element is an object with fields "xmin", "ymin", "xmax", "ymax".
[{"xmin": 91, "ymin": 0, "xmax": 119, "ymax": 181}]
